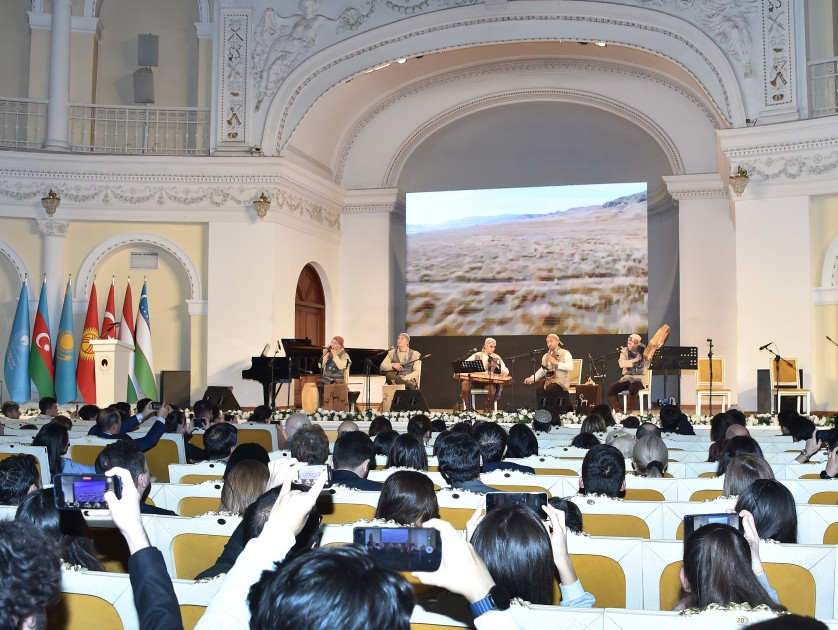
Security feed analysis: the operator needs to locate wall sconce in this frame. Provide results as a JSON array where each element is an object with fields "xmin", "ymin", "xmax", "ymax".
[
  {"xmin": 730, "ymin": 166, "xmax": 749, "ymax": 196},
  {"xmin": 253, "ymin": 192, "xmax": 271, "ymax": 219},
  {"xmin": 41, "ymin": 190, "xmax": 60, "ymax": 217}
]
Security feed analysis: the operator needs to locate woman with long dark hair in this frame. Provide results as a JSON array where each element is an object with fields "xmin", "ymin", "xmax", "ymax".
[
  {"xmin": 375, "ymin": 470, "xmax": 439, "ymax": 526},
  {"xmin": 386, "ymin": 433, "xmax": 428, "ymax": 471},
  {"xmin": 734, "ymin": 479, "xmax": 797, "ymax": 543},
  {"xmin": 32, "ymin": 422, "xmax": 94, "ymax": 480}
]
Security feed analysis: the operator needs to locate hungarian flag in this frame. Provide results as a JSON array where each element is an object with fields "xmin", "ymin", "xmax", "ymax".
[
  {"xmin": 76, "ymin": 281, "xmax": 99, "ymax": 403},
  {"xmin": 119, "ymin": 279, "xmax": 138, "ymax": 403},
  {"xmin": 54, "ymin": 278, "xmax": 77, "ymax": 404},
  {"xmin": 101, "ymin": 278, "xmax": 116, "ymax": 339},
  {"xmin": 4, "ymin": 278, "xmax": 30, "ymax": 403},
  {"xmin": 29, "ymin": 277, "xmax": 55, "ymax": 398},
  {"xmin": 133, "ymin": 280, "xmax": 158, "ymax": 399}
]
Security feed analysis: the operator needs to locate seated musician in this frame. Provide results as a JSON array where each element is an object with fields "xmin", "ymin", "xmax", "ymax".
[
  {"xmin": 606, "ymin": 333, "xmax": 648, "ymax": 413},
  {"xmin": 524, "ymin": 333, "xmax": 573, "ymax": 392},
  {"xmin": 380, "ymin": 333, "xmax": 421, "ymax": 390},
  {"xmin": 318, "ymin": 336, "xmax": 351, "ymax": 398},
  {"xmin": 460, "ymin": 338, "xmax": 509, "ymax": 413}
]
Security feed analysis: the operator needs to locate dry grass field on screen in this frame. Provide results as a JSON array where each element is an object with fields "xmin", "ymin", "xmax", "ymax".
[{"xmin": 407, "ymin": 193, "xmax": 647, "ymax": 336}]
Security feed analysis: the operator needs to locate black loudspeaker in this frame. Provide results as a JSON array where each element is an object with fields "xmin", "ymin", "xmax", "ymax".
[
  {"xmin": 390, "ymin": 389, "xmax": 430, "ymax": 413},
  {"xmin": 202, "ymin": 386, "xmax": 241, "ymax": 411},
  {"xmin": 160, "ymin": 370, "xmax": 190, "ymax": 410},
  {"xmin": 138, "ymin": 34, "xmax": 159, "ymax": 67},
  {"xmin": 538, "ymin": 389, "xmax": 569, "ymax": 422},
  {"xmin": 133, "ymin": 67, "xmax": 155, "ymax": 104}
]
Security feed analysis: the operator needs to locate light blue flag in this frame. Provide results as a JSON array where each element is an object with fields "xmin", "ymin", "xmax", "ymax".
[
  {"xmin": 4, "ymin": 279, "xmax": 31, "ymax": 403},
  {"xmin": 54, "ymin": 278, "xmax": 77, "ymax": 404}
]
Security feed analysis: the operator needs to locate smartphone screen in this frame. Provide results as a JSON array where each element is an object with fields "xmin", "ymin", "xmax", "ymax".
[
  {"xmin": 54, "ymin": 474, "xmax": 121, "ymax": 510},
  {"xmin": 294, "ymin": 464, "xmax": 330, "ymax": 486},
  {"xmin": 816, "ymin": 429, "xmax": 831, "ymax": 444},
  {"xmin": 353, "ymin": 526, "xmax": 442, "ymax": 572},
  {"xmin": 683, "ymin": 512, "xmax": 742, "ymax": 538},
  {"xmin": 486, "ymin": 492, "xmax": 548, "ymax": 520}
]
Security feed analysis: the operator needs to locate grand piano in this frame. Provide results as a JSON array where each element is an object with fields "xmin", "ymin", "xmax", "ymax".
[{"xmin": 242, "ymin": 338, "xmax": 388, "ymax": 408}]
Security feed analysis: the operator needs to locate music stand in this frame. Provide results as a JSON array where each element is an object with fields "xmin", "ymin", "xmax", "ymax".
[
  {"xmin": 649, "ymin": 346, "xmax": 697, "ymax": 403},
  {"xmin": 452, "ymin": 359, "xmax": 485, "ymax": 410}
]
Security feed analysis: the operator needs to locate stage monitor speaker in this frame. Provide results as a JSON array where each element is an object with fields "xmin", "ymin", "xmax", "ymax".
[
  {"xmin": 538, "ymin": 389, "xmax": 569, "ymax": 422},
  {"xmin": 160, "ymin": 370, "xmax": 190, "ymax": 410},
  {"xmin": 390, "ymin": 389, "xmax": 430, "ymax": 413},
  {"xmin": 138, "ymin": 34, "xmax": 159, "ymax": 67},
  {"xmin": 202, "ymin": 386, "xmax": 241, "ymax": 411},
  {"xmin": 133, "ymin": 67, "xmax": 155, "ymax": 104}
]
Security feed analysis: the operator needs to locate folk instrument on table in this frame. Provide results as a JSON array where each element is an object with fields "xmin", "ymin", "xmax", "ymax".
[
  {"xmin": 453, "ymin": 371, "xmax": 513, "ymax": 385},
  {"xmin": 643, "ymin": 324, "xmax": 671, "ymax": 361}
]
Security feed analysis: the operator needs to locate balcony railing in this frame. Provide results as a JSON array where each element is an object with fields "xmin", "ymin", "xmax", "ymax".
[
  {"xmin": 0, "ymin": 98, "xmax": 210, "ymax": 155},
  {"xmin": 809, "ymin": 57, "xmax": 838, "ymax": 118}
]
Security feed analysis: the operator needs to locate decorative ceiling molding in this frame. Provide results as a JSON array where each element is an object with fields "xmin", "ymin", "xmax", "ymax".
[
  {"xmin": 336, "ymin": 58, "xmax": 716, "ymax": 186},
  {"xmin": 663, "ymin": 173, "xmax": 727, "ymax": 200}
]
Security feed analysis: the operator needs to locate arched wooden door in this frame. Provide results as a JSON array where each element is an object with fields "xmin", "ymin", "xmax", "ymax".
[{"xmin": 294, "ymin": 264, "xmax": 325, "ymax": 402}]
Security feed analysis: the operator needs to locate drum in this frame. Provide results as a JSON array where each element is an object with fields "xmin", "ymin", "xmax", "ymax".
[
  {"xmin": 644, "ymin": 324, "xmax": 671, "ymax": 360},
  {"xmin": 301, "ymin": 382, "xmax": 319, "ymax": 413}
]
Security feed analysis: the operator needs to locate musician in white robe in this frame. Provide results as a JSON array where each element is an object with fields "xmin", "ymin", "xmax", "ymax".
[
  {"xmin": 380, "ymin": 333, "xmax": 421, "ymax": 389},
  {"xmin": 524, "ymin": 333, "xmax": 573, "ymax": 392},
  {"xmin": 460, "ymin": 338, "xmax": 509, "ymax": 412}
]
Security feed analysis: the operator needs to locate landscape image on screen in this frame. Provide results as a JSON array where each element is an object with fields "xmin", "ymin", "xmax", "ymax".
[{"xmin": 406, "ymin": 183, "xmax": 648, "ymax": 336}]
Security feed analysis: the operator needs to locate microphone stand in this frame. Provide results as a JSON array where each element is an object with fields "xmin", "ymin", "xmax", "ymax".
[
  {"xmin": 765, "ymin": 346, "xmax": 794, "ymax": 413},
  {"xmin": 707, "ymin": 339, "xmax": 713, "ymax": 416},
  {"xmin": 529, "ymin": 348, "xmax": 543, "ymax": 410},
  {"xmin": 365, "ymin": 350, "xmax": 389, "ymax": 412}
]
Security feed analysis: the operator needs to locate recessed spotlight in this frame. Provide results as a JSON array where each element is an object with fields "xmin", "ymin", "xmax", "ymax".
[
  {"xmin": 595, "ymin": 41, "xmax": 607, "ymax": 47},
  {"xmin": 397, "ymin": 58, "xmax": 406, "ymax": 64}
]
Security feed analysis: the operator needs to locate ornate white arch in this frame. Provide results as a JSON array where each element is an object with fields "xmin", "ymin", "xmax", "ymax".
[
  {"xmin": 75, "ymin": 232, "xmax": 203, "ymax": 303},
  {"xmin": 816, "ymin": 232, "xmax": 838, "ymax": 306},
  {"xmin": 0, "ymin": 238, "xmax": 33, "ymax": 297},
  {"xmin": 263, "ymin": 2, "xmax": 745, "ymax": 153}
]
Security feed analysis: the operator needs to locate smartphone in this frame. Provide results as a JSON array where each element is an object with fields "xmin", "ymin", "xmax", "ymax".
[
  {"xmin": 353, "ymin": 526, "xmax": 442, "ymax": 572},
  {"xmin": 486, "ymin": 491, "xmax": 548, "ymax": 520},
  {"xmin": 294, "ymin": 464, "xmax": 331, "ymax": 486},
  {"xmin": 193, "ymin": 418, "xmax": 207, "ymax": 429},
  {"xmin": 816, "ymin": 429, "xmax": 831, "ymax": 443},
  {"xmin": 54, "ymin": 474, "xmax": 122, "ymax": 510},
  {"xmin": 683, "ymin": 512, "xmax": 742, "ymax": 538},
  {"xmin": 151, "ymin": 402, "xmax": 162, "ymax": 410}
]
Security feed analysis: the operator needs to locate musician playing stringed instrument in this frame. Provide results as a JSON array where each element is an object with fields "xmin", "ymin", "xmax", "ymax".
[
  {"xmin": 605, "ymin": 328, "xmax": 667, "ymax": 413},
  {"xmin": 524, "ymin": 333, "xmax": 574, "ymax": 392},
  {"xmin": 459, "ymin": 337, "xmax": 510, "ymax": 412}
]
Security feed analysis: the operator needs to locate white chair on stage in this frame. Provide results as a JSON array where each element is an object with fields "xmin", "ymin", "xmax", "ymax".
[
  {"xmin": 769, "ymin": 356, "xmax": 811, "ymax": 414},
  {"xmin": 619, "ymin": 370, "xmax": 652, "ymax": 414},
  {"xmin": 694, "ymin": 356, "xmax": 732, "ymax": 414}
]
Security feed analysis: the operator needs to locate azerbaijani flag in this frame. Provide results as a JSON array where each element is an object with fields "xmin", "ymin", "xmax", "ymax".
[
  {"xmin": 29, "ymin": 277, "xmax": 55, "ymax": 398},
  {"xmin": 119, "ymin": 279, "xmax": 138, "ymax": 403},
  {"xmin": 133, "ymin": 280, "xmax": 158, "ymax": 399},
  {"xmin": 54, "ymin": 278, "xmax": 77, "ymax": 404},
  {"xmin": 76, "ymin": 281, "xmax": 98, "ymax": 404},
  {"xmin": 101, "ymin": 277, "xmax": 116, "ymax": 339},
  {"xmin": 4, "ymin": 278, "xmax": 30, "ymax": 403}
]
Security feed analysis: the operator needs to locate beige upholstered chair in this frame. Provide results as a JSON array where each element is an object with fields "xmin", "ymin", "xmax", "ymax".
[{"xmin": 694, "ymin": 356, "xmax": 731, "ymax": 414}]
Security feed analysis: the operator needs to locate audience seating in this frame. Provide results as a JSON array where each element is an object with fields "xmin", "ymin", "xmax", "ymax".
[
  {"xmin": 572, "ymin": 495, "xmax": 664, "ymax": 539},
  {"xmin": 317, "ymin": 486, "xmax": 379, "ymax": 525},
  {"xmin": 168, "ymin": 461, "xmax": 226, "ymax": 483},
  {"xmin": 235, "ymin": 423, "xmax": 278, "ymax": 451},
  {"xmin": 479, "ymin": 469, "xmax": 560, "ymax": 497},
  {"xmin": 565, "ymin": 531, "xmax": 644, "ymax": 609},
  {"xmin": 659, "ymin": 497, "xmax": 737, "ymax": 540},
  {"xmin": 144, "ymin": 434, "xmax": 186, "ymax": 482},
  {"xmin": 436, "ymin": 489, "xmax": 483, "ymax": 529},
  {"xmin": 69, "ymin": 436, "xmax": 115, "ymax": 466},
  {"xmin": 147, "ymin": 481, "xmax": 224, "ymax": 515},
  {"xmin": 0, "ymin": 443, "xmax": 50, "ymax": 486}
]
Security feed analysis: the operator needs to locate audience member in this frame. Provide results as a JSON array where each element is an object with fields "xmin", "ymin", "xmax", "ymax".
[
  {"xmin": 408, "ymin": 414, "xmax": 432, "ymax": 444},
  {"xmin": 725, "ymin": 423, "xmax": 750, "ymax": 439},
  {"xmin": 331, "ymin": 431, "xmax": 383, "ymax": 491},
  {"xmin": 632, "ymin": 434, "xmax": 668, "ymax": 478},
  {"xmin": 746, "ymin": 615, "xmax": 827, "ymax": 630},
  {"xmin": 532, "ymin": 409, "xmax": 552, "ymax": 433},
  {"xmin": 707, "ymin": 438, "xmax": 727, "ymax": 463},
  {"xmin": 0, "ymin": 454, "xmax": 40, "ymax": 505},
  {"xmin": 164, "ymin": 409, "xmax": 205, "ymax": 462},
  {"xmin": 0, "ymin": 520, "xmax": 61, "ymax": 629},
  {"xmin": 32, "ymin": 422, "xmax": 95, "ymax": 480},
  {"xmin": 506, "ymin": 424, "xmax": 538, "ymax": 458},
  {"xmin": 570, "ymin": 432, "xmax": 600, "ymax": 449},
  {"xmin": 474, "ymin": 422, "xmax": 534, "ymax": 474},
  {"xmin": 220, "ymin": 460, "xmax": 270, "ymax": 515},
  {"xmin": 432, "ymin": 430, "xmax": 451, "ymax": 457},
  {"xmin": 621, "ymin": 415, "xmax": 640, "ymax": 429},
  {"xmin": 37, "ymin": 396, "xmax": 58, "ymax": 420},
  {"xmin": 224, "ymin": 443, "xmax": 270, "ymax": 480},
  {"xmin": 735, "ymin": 479, "xmax": 797, "ymax": 543},
  {"xmin": 547, "ymin": 497, "xmax": 583, "ymax": 533},
  {"xmin": 15, "ymin": 487, "xmax": 101, "ymax": 570},
  {"xmin": 727, "ymin": 407, "xmax": 748, "ymax": 425},
  {"xmin": 192, "ymin": 399, "xmax": 215, "ymax": 427},
  {"xmin": 591, "ymin": 403, "xmax": 616, "ymax": 427},
  {"xmin": 88, "ymin": 403, "xmax": 171, "ymax": 451},
  {"xmin": 284, "ymin": 412, "xmax": 311, "ymax": 444},
  {"xmin": 580, "ymin": 413, "xmax": 606, "ymax": 434},
  {"xmin": 430, "ymin": 419, "xmax": 448, "ymax": 433},
  {"xmin": 437, "ymin": 432, "xmax": 497, "ymax": 493},
  {"xmin": 94, "ymin": 440, "xmax": 176, "ymax": 516},
  {"xmin": 386, "ymin": 432, "xmax": 428, "ymax": 470},
  {"xmin": 77, "ymin": 403, "xmax": 100, "ymax": 421},
  {"xmin": 450, "ymin": 420, "xmax": 474, "ymax": 435},
  {"xmin": 289, "ymin": 424, "xmax": 330, "ymax": 465},
  {"xmin": 716, "ymin": 435, "xmax": 764, "ymax": 476},
  {"xmin": 636, "ymin": 422, "xmax": 661, "ymax": 439},
  {"xmin": 723, "ymin": 454, "xmax": 775, "ymax": 496},
  {"xmin": 337, "ymin": 420, "xmax": 359, "ymax": 435},
  {"xmin": 375, "ymin": 470, "xmax": 439, "ymax": 525},
  {"xmin": 1, "ymin": 400, "xmax": 21, "ymax": 419},
  {"xmin": 249, "ymin": 404, "xmax": 272, "ymax": 424},
  {"xmin": 605, "ymin": 428, "xmax": 635, "ymax": 459},
  {"xmin": 52, "ymin": 415, "xmax": 73, "ymax": 431},
  {"xmin": 368, "ymin": 415, "xmax": 392, "ymax": 437},
  {"xmin": 373, "ymin": 429, "xmax": 399, "ymax": 457},
  {"xmin": 204, "ymin": 422, "xmax": 238, "ymax": 461},
  {"xmin": 580, "ymin": 444, "xmax": 625, "ymax": 498},
  {"xmin": 659, "ymin": 404, "xmax": 695, "ymax": 435},
  {"xmin": 470, "ymin": 503, "xmax": 594, "ymax": 607},
  {"xmin": 779, "ymin": 411, "xmax": 816, "ymax": 442},
  {"xmin": 709, "ymin": 412, "xmax": 737, "ymax": 442},
  {"xmin": 676, "ymin": 511, "xmax": 783, "ymax": 612}
]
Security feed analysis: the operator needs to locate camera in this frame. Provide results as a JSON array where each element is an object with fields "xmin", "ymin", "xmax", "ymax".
[
  {"xmin": 54, "ymin": 474, "xmax": 122, "ymax": 510},
  {"xmin": 486, "ymin": 491, "xmax": 548, "ymax": 520},
  {"xmin": 353, "ymin": 526, "xmax": 441, "ymax": 572},
  {"xmin": 293, "ymin": 464, "xmax": 331, "ymax": 486},
  {"xmin": 683, "ymin": 512, "xmax": 742, "ymax": 538}
]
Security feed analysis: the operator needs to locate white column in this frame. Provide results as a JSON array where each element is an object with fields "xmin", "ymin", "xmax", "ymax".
[
  {"xmin": 36, "ymin": 218, "xmax": 69, "ymax": 327},
  {"xmin": 43, "ymin": 0, "xmax": 72, "ymax": 151}
]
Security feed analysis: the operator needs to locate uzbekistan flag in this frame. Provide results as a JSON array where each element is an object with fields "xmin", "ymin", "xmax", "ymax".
[
  {"xmin": 4, "ymin": 278, "xmax": 30, "ymax": 403},
  {"xmin": 101, "ymin": 277, "xmax": 116, "ymax": 339},
  {"xmin": 54, "ymin": 278, "xmax": 77, "ymax": 404},
  {"xmin": 119, "ymin": 279, "xmax": 138, "ymax": 402},
  {"xmin": 76, "ymin": 281, "xmax": 99, "ymax": 404},
  {"xmin": 29, "ymin": 277, "xmax": 55, "ymax": 398},
  {"xmin": 133, "ymin": 280, "xmax": 158, "ymax": 399}
]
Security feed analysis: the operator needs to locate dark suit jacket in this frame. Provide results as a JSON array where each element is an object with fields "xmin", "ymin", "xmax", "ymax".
[
  {"xmin": 330, "ymin": 469, "xmax": 383, "ymax": 491},
  {"xmin": 128, "ymin": 547, "xmax": 183, "ymax": 630},
  {"xmin": 482, "ymin": 460, "xmax": 536, "ymax": 475},
  {"xmin": 88, "ymin": 416, "xmax": 166, "ymax": 452},
  {"xmin": 140, "ymin": 501, "xmax": 176, "ymax": 517}
]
